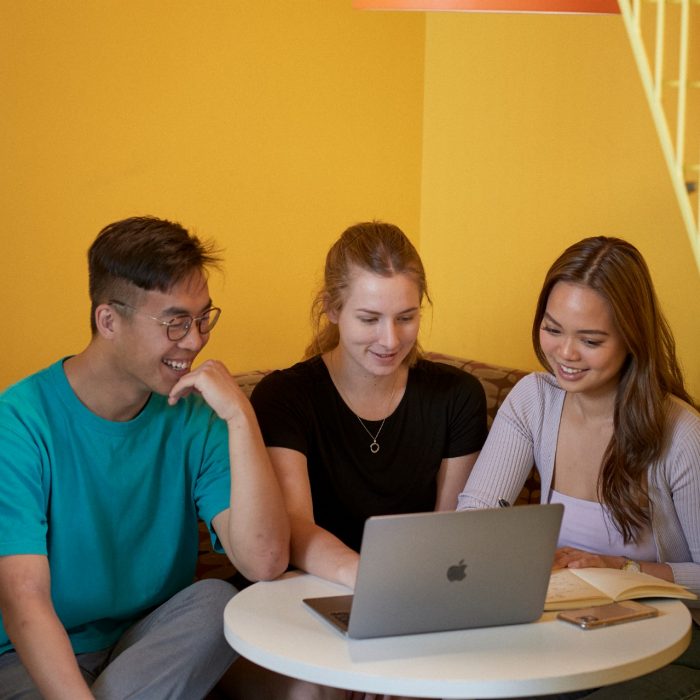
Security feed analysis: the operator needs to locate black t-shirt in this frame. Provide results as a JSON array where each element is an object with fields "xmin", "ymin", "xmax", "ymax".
[{"xmin": 251, "ymin": 356, "xmax": 487, "ymax": 552}]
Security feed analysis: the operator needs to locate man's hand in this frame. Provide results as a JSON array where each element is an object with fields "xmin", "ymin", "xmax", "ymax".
[
  {"xmin": 168, "ymin": 360, "xmax": 248, "ymax": 422},
  {"xmin": 0, "ymin": 555, "xmax": 94, "ymax": 700}
]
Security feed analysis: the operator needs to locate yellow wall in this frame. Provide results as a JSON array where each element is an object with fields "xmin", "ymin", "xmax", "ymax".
[
  {"xmin": 1, "ymin": 1, "xmax": 425, "ymax": 387},
  {"xmin": 3, "ymin": 3, "xmax": 698, "ymax": 398},
  {"xmin": 420, "ymin": 12, "xmax": 700, "ymax": 398}
]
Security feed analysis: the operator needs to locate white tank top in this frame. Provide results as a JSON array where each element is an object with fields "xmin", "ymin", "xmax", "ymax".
[{"xmin": 550, "ymin": 489, "xmax": 658, "ymax": 561}]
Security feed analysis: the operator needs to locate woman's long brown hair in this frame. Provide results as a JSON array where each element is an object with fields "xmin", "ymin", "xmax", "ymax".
[{"xmin": 532, "ymin": 236, "xmax": 694, "ymax": 543}]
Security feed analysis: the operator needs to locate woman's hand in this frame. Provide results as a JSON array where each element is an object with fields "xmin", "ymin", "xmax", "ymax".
[
  {"xmin": 554, "ymin": 547, "xmax": 623, "ymax": 570},
  {"xmin": 554, "ymin": 548, "xmax": 676, "ymax": 582}
]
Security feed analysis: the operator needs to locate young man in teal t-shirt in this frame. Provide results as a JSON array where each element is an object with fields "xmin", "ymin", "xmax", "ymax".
[{"xmin": 0, "ymin": 217, "xmax": 290, "ymax": 699}]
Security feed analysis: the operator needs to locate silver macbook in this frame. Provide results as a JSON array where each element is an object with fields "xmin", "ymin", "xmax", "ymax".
[{"xmin": 303, "ymin": 504, "xmax": 563, "ymax": 639}]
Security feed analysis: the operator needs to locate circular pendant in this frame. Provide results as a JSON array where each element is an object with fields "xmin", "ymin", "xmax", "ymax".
[{"xmin": 370, "ymin": 441, "xmax": 380, "ymax": 454}]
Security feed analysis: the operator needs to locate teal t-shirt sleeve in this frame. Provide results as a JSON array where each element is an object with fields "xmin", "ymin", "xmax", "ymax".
[
  {"xmin": 0, "ymin": 391, "xmax": 50, "ymax": 556},
  {"xmin": 191, "ymin": 406, "xmax": 231, "ymax": 553}
]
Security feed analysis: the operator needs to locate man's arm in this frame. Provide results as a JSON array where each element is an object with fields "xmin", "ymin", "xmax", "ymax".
[
  {"xmin": 169, "ymin": 360, "xmax": 290, "ymax": 581},
  {"xmin": 0, "ymin": 554, "xmax": 93, "ymax": 700}
]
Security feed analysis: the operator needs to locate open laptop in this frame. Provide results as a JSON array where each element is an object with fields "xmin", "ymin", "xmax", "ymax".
[{"xmin": 303, "ymin": 503, "xmax": 563, "ymax": 639}]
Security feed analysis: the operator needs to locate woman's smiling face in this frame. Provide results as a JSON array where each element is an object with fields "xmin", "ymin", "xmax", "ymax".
[
  {"xmin": 539, "ymin": 281, "xmax": 628, "ymax": 398},
  {"xmin": 329, "ymin": 266, "xmax": 421, "ymax": 379}
]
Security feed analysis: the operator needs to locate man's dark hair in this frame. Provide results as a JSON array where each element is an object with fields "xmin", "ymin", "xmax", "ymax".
[{"xmin": 88, "ymin": 216, "xmax": 221, "ymax": 334}]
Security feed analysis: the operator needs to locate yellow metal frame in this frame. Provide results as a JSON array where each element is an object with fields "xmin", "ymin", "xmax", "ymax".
[{"xmin": 618, "ymin": 0, "xmax": 700, "ymax": 273}]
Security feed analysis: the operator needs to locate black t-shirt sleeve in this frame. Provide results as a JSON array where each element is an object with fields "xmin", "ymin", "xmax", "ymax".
[
  {"xmin": 441, "ymin": 366, "xmax": 488, "ymax": 458},
  {"xmin": 250, "ymin": 369, "xmax": 311, "ymax": 455}
]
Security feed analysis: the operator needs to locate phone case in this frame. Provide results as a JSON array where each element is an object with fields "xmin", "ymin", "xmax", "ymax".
[{"xmin": 557, "ymin": 600, "xmax": 659, "ymax": 629}]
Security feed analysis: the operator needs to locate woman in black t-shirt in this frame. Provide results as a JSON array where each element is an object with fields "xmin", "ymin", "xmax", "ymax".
[{"xmin": 251, "ymin": 221, "xmax": 487, "ymax": 589}]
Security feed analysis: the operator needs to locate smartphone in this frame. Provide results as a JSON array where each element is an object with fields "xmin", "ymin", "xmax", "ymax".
[{"xmin": 557, "ymin": 600, "xmax": 658, "ymax": 629}]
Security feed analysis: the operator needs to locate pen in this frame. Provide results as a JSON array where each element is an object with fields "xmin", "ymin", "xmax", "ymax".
[{"xmin": 498, "ymin": 498, "xmax": 511, "ymax": 508}]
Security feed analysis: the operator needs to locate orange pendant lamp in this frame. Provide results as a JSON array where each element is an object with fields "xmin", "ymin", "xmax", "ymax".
[{"xmin": 353, "ymin": 0, "xmax": 620, "ymax": 13}]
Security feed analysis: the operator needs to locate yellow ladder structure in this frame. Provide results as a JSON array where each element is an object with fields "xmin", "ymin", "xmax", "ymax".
[{"xmin": 618, "ymin": 0, "xmax": 700, "ymax": 273}]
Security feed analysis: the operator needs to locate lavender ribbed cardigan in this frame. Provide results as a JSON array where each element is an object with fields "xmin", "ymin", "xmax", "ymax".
[{"xmin": 457, "ymin": 372, "xmax": 700, "ymax": 596}]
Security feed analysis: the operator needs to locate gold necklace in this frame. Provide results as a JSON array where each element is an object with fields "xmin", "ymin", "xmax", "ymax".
[
  {"xmin": 329, "ymin": 352, "xmax": 399, "ymax": 454},
  {"xmin": 355, "ymin": 391, "xmax": 396, "ymax": 453}
]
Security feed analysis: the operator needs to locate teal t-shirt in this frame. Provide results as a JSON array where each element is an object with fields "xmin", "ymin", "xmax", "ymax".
[{"xmin": 0, "ymin": 359, "xmax": 230, "ymax": 655}]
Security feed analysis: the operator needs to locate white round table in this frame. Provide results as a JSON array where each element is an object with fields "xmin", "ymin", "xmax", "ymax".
[{"xmin": 223, "ymin": 571, "xmax": 692, "ymax": 698}]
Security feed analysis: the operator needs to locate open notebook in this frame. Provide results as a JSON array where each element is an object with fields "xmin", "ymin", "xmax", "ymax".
[{"xmin": 304, "ymin": 504, "xmax": 563, "ymax": 638}]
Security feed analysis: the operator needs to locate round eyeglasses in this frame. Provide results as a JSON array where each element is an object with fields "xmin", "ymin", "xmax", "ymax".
[{"xmin": 109, "ymin": 300, "xmax": 222, "ymax": 341}]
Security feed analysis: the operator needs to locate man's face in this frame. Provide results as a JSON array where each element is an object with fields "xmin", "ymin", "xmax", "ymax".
[{"xmin": 112, "ymin": 271, "xmax": 214, "ymax": 398}]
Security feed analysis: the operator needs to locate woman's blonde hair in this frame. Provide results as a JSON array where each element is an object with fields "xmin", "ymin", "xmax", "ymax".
[{"xmin": 305, "ymin": 221, "xmax": 430, "ymax": 365}]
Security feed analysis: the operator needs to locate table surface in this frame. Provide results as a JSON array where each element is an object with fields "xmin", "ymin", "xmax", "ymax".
[{"xmin": 223, "ymin": 571, "xmax": 692, "ymax": 698}]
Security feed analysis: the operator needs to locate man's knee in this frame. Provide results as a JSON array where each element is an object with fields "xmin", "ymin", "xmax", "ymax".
[
  {"xmin": 187, "ymin": 578, "xmax": 238, "ymax": 624},
  {"xmin": 194, "ymin": 578, "xmax": 238, "ymax": 605}
]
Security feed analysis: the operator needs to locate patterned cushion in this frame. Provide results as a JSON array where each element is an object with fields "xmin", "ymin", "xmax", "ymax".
[
  {"xmin": 424, "ymin": 353, "xmax": 540, "ymax": 506},
  {"xmin": 423, "ymin": 352, "xmax": 527, "ymax": 428},
  {"xmin": 195, "ymin": 531, "xmax": 237, "ymax": 581},
  {"xmin": 231, "ymin": 370, "xmax": 270, "ymax": 400},
  {"xmin": 195, "ymin": 352, "xmax": 539, "ymax": 579}
]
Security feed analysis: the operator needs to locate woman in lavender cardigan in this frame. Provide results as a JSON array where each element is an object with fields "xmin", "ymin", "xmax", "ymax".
[{"xmin": 458, "ymin": 236, "xmax": 700, "ymax": 699}]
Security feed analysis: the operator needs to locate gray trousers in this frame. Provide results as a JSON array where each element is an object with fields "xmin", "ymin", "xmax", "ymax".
[{"xmin": 0, "ymin": 578, "xmax": 237, "ymax": 700}]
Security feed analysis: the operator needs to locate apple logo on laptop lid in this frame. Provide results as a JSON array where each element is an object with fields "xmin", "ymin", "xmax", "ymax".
[{"xmin": 447, "ymin": 559, "xmax": 467, "ymax": 582}]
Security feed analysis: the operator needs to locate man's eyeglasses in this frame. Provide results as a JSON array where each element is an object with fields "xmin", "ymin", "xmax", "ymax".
[{"xmin": 109, "ymin": 301, "xmax": 222, "ymax": 342}]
